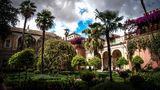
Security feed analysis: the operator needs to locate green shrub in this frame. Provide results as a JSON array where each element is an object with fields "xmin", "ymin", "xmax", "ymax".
[
  {"xmin": 37, "ymin": 39, "xmax": 76, "ymax": 71},
  {"xmin": 139, "ymin": 71, "xmax": 160, "ymax": 89},
  {"xmin": 132, "ymin": 55, "xmax": 144, "ymax": 72},
  {"xmin": 8, "ymin": 48, "xmax": 36, "ymax": 69},
  {"xmin": 34, "ymin": 70, "xmax": 40, "ymax": 74},
  {"xmin": 118, "ymin": 71, "xmax": 129, "ymax": 82},
  {"xmin": 116, "ymin": 57, "xmax": 128, "ymax": 66},
  {"xmin": 88, "ymin": 56, "xmax": 101, "ymax": 69},
  {"xmin": 80, "ymin": 71, "xmax": 95, "ymax": 83},
  {"xmin": 71, "ymin": 55, "xmax": 86, "ymax": 70},
  {"xmin": 32, "ymin": 74, "xmax": 54, "ymax": 80},
  {"xmin": 91, "ymin": 81, "xmax": 134, "ymax": 90},
  {"xmin": 130, "ymin": 75, "xmax": 145, "ymax": 88},
  {"xmin": 5, "ymin": 77, "xmax": 89, "ymax": 90},
  {"xmin": 132, "ymin": 55, "xmax": 144, "ymax": 65},
  {"xmin": 95, "ymin": 72, "xmax": 108, "ymax": 80}
]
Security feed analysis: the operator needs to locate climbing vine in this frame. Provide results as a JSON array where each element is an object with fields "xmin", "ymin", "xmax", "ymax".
[{"xmin": 127, "ymin": 32, "xmax": 160, "ymax": 61}]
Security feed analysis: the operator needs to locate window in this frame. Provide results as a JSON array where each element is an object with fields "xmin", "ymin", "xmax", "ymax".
[{"xmin": 5, "ymin": 39, "xmax": 10, "ymax": 48}]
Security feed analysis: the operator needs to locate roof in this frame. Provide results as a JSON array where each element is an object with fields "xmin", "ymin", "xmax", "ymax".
[
  {"xmin": 68, "ymin": 32, "xmax": 81, "ymax": 36},
  {"xmin": 11, "ymin": 27, "xmax": 59, "ymax": 38}
]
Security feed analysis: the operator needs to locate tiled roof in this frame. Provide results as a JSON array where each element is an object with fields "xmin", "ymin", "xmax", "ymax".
[
  {"xmin": 11, "ymin": 27, "xmax": 59, "ymax": 38},
  {"xmin": 68, "ymin": 32, "xmax": 81, "ymax": 36}
]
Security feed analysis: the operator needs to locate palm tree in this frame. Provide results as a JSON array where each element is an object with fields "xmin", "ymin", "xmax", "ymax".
[
  {"xmin": 64, "ymin": 29, "xmax": 69, "ymax": 41},
  {"xmin": 95, "ymin": 9, "xmax": 123, "ymax": 81},
  {"xmin": 83, "ymin": 23, "xmax": 105, "ymax": 71},
  {"xmin": 19, "ymin": 0, "xmax": 36, "ymax": 49},
  {"xmin": 35, "ymin": 9, "xmax": 55, "ymax": 73},
  {"xmin": 82, "ymin": 23, "xmax": 104, "ymax": 55}
]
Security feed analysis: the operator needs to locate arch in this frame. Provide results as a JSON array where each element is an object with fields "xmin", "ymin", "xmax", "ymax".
[
  {"xmin": 17, "ymin": 34, "xmax": 36, "ymax": 49},
  {"xmin": 37, "ymin": 37, "xmax": 42, "ymax": 49},
  {"xmin": 112, "ymin": 49, "xmax": 122, "ymax": 69},
  {"xmin": 96, "ymin": 53, "xmax": 101, "ymax": 59},
  {"xmin": 17, "ymin": 36, "xmax": 22, "ymax": 49},
  {"xmin": 103, "ymin": 51, "xmax": 109, "ymax": 70}
]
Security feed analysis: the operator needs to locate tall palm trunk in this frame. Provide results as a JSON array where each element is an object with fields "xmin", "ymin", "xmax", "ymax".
[
  {"xmin": 140, "ymin": 0, "xmax": 155, "ymax": 39},
  {"xmin": 21, "ymin": 17, "xmax": 27, "ymax": 50},
  {"xmin": 140, "ymin": 0, "xmax": 147, "ymax": 14},
  {"xmin": 106, "ymin": 30, "xmax": 113, "ymax": 82},
  {"xmin": 41, "ymin": 30, "xmax": 45, "ymax": 73},
  {"xmin": 65, "ymin": 35, "xmax": 67, "ymax": 41}
]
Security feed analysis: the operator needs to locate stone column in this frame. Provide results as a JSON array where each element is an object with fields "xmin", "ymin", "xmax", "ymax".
[{"xmin": 100, "ymin": 52, "xmax": 104, "ymax": 71}]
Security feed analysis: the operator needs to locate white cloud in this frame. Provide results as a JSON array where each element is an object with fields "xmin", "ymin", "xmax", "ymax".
[
  {"xmin": 52, "ymin": 21, "xmax": 66, "ymax": 37},
  {"xmin": 16, "ymin": 15, "xmax": 38, "ymax": 30},
  {"xmin": 12, "ymin": 0, "xmax": 160, "ymax": 37}
]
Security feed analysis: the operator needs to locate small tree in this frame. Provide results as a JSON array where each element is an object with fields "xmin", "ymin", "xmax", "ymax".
[
  {"xmin": 116, "ymin": 57, "xmax": 128, "ymax": 69},
  {"xmin": 8, "ymin": 48, "xmax": 35, "ymax": 79},
  {"xmin": 132, "ymin": 55, "xmax": 144, "ymax": 72},
  {"xmin": 88, "ymin": 56, "xmax": 101, "ymax": 70},
  {"xmin": 71, "ymin": 55, "xmax": 86, "ymax": 71},
  {"xmin": 37, "ymin": 39, "xmax": 76, "ymax": 72}
]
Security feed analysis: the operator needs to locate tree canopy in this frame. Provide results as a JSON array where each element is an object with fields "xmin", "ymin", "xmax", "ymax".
[
  {"xmin": 116, "ymin": 57, "xmax": 128, "ymax": 66},
  {"xmin": 82, "ymin": 22, "xmax": 105, "ymax": 54},
  {"xmin": 35, "ymin": 9, "xmax": 55, "ymax": 31},
  {"xmin": 19, "ymin": 0, "xmax": 37, "ymax": 49},
  {"xmin": 71, "ymin": 55, "xmax": 86, "ymax": 67},
  {"xmin": 37, "ymin": 39, "xmax": 76, "ymax": 71},
  {"xmin": 88, "ymin": 56, "xmax": 101, "ymax": 69},
  {"xmin": 0, "ymin": 0, "xmax": 19, "ymax": 44},
  {"xmin": 132, "ymin": 55, "xmax": 144, "ymax": 65},
  {"xmin": 8, "ymin": 48, "xmax": 35, "ymax": 68}
]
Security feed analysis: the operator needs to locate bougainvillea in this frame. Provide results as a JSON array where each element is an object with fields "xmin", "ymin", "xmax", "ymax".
[
  {"xmin": 125, "ymin": 8, "xmax": 160, "ymax": 35},
  {"xmin": 69, "ymin": 37, "xmax": 85, "ymax": 45}
]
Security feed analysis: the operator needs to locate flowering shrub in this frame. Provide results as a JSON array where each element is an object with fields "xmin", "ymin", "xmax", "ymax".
[
  {"xmin": 125, "ymin": 8, "xmax": 160, "ymax": 35},
  {"xmin": 69, "ymin": 37, "xmax": 85, "ymax": 45}
]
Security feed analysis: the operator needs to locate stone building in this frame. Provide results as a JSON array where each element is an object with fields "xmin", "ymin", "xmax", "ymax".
[{"xmin": 0, "ymin": 27, "xmax": 59, "ymax": 60}]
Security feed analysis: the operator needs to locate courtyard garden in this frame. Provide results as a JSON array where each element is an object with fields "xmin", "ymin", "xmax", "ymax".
[
  {"xmin": 2, "ymin": 68, "xmax": 160, "ymax": 90},
  {"xmin": 1, "ymin": 0, "xmax": 160, "ymax": 90}
]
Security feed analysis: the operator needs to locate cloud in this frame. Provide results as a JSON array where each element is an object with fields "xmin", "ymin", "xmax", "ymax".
[{"xmin": 11, "ymin": 0, "xmax": 160, "ymax": 37}]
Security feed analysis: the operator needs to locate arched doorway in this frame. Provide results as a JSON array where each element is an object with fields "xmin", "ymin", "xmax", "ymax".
[
  {"xmin": 17, "ymin": 35, "xmax": 36, "ymax": 49},
  {"xmin": 36, "ymin": 37, "xmax": 42, "ymax": 51},
  {"xmin": 96, "ymin": 53, "xmax": 101, "ymax": 59},
  {"xmin": 112, "ymin": 49, "xmax": 122, "ymax": 70},
  {"xmin": 24, "ymin": 34, "xmax": 36, "ymax": 48},
  {"xmin": 103, "ymin": 51, "xmax": 109, "ymax": 70},
  {"xmin": 17, "ymin": 36, "xmax": 22, "ymax": 49}
]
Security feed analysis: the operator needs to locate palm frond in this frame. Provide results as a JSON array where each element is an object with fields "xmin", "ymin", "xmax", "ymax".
[{"xmin": 35, "ymin": 9, "xmax": 55, "ymax": 31}]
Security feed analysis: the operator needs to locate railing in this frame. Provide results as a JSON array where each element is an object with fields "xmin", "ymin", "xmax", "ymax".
[{"xmin": 104, "ymin": 36, "xmax": 125, "ymax": 46}]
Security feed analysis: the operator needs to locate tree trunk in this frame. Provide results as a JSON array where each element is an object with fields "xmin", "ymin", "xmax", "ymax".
[
  {"xmin": 106, "ymin": 31, "xmax": 113, "ymax": 81},
  {"xmin": 41, "ymin": 30, "xmax": 45, "ymax": 74},
  {"xmin": 140, "ymin": 0, "xmax": 147, "ymax": 14},
  {"xmin": 21, "ymin": 17, "xmax": 27, "ymax": 50},
  {"xmin": 140, "ymin": 0, "xmax": 155, "ymax": 39}
]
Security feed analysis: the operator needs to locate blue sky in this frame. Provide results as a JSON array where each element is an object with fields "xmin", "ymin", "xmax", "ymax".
[
  {"xmin": 51, "ymin": 7, "xmax": 93, "ymax": 37},
  {"xmin": 75, "ymin": 19, "xmax": 93, "ymax": 33}
]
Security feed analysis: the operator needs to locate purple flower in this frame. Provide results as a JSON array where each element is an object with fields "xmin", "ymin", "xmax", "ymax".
[{"xmin": 69, "ymin": 37, "xmax": 85, "ymax": 44}]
